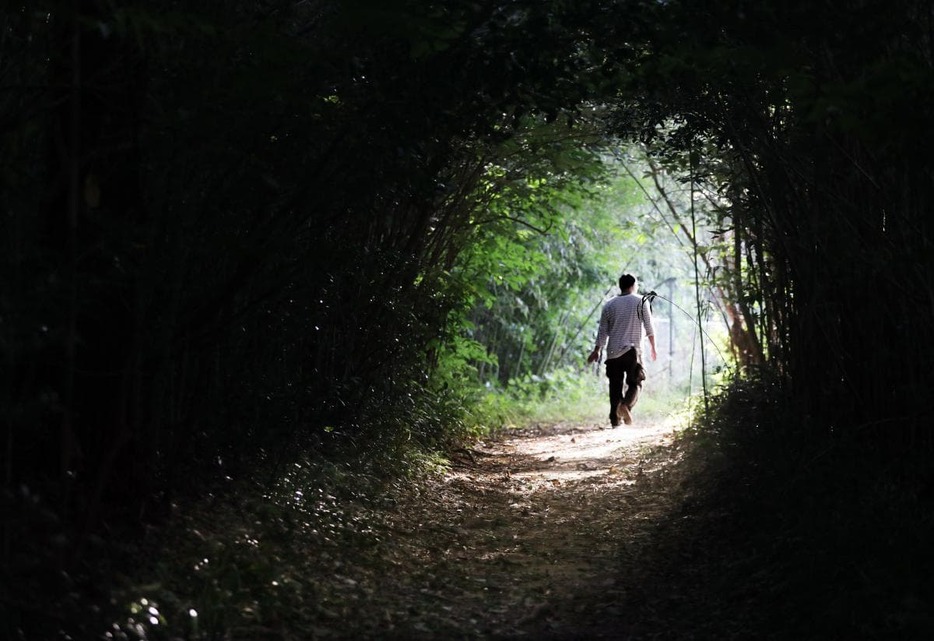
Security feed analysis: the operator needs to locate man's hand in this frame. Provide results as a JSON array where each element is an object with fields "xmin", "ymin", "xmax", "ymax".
[
  {"xmin": 587, "ymin": 349, "xmax": 600, "ymax": 364},
  {"xmin": 650, "ymin": 345, "xmax": 658, "ymax": 361}
]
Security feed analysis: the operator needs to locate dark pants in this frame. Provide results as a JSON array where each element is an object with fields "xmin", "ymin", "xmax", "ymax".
[{"xmin": 605, "ymin": 349, "xmax": 645, "ymax": 421}]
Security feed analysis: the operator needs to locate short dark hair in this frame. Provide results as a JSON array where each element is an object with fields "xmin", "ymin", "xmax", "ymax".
[{"xmin": 618, "ymin": 274, "xmax": 636, "ymax": 291}]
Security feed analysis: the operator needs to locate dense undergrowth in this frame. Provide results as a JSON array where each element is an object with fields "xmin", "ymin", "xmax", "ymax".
[{"xmin": 644, "ymin": 372, "xmax": 934, "ymax": 639}]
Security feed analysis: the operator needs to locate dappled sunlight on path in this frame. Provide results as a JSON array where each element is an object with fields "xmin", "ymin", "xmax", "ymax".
[
  {"xmin": 352, "ymin": 416, "xmax": 690, "ymax": 639},
  {"xmin": 287, "ymin": 414, "xmax": 696, "ymax": 640},
  {"xmin": 490, "ymin": 418, "xmax": 680, "ymax": 484}
]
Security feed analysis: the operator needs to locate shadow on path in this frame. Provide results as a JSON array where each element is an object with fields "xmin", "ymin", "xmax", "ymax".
[{"xmin": 359, "ymin": 417, "xmax": 716, "ymax": 640}]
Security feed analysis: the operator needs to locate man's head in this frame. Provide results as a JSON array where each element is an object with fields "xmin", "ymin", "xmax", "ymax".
[{"xmin": 619, "ymin": 273, "xmax": 637, "ymax": 294}]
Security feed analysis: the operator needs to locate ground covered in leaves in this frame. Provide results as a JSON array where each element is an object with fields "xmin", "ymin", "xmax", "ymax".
[
  {"xmin": 96, "ymin": 416, "xmax": 714, "ymax": 641},
  {"xmin": 44, "ymin": 391, "xmax": 934, "ymax": 641},
  {"xmin": 347, "ymin": 418, "xmax": 687, "ymax": 640}
]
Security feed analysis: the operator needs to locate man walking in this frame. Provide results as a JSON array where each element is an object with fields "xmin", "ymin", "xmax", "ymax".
[{"xmin": 588, "ymin": 274, "xmax": 658, "ymax": 426}]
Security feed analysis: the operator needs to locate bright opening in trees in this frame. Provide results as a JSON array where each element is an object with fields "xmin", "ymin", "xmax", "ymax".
[{"xmin": 439, "ymin": 144, "xmax": 734, "ymax": 429}]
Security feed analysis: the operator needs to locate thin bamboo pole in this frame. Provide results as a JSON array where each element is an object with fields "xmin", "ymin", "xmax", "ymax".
[{"xmin": 690, "ymin": 146, "xmax": 709, "ymax": 414}]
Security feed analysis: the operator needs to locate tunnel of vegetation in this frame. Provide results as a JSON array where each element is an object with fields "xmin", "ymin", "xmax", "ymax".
[{"xmin": 3, "ymin": 0, "xmax": 933, "ymax": 636}]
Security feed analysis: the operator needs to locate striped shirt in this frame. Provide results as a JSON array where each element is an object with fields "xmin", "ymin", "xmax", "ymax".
[{"xmin": 595, "ymin": 293, "xmax": 655, "ymax": 360}]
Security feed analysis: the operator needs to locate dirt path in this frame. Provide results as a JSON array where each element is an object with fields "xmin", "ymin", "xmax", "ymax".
[{"xmin": 335, "ymin": 417, "xmax": 689, "ymax": 640}]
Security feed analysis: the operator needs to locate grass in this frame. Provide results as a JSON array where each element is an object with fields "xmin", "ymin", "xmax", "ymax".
[{"xmin": 468, "ymin": 364, "xmax": 696, "ymax": 432}]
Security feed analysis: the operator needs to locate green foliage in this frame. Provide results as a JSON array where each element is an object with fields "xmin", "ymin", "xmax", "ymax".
[
  {"xmin": 441, "ymin": 145, "xmax": 723, "ymax": 406},
  {"xmin": 621, "ymin": 0, "xmax": 934, "ymax": 449},
  {"xmin": 475, "ymin": 367, "xmax": 606, "ymax": 427}
]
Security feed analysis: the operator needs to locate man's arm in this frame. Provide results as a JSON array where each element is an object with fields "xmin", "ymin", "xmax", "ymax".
[
  {"xmin": 643, "ymin": 304, "xmax": 658, "ymax": 361},
  {"xmin": 588, "ymin": 305, "xmax": 609, "ymax": 363}
]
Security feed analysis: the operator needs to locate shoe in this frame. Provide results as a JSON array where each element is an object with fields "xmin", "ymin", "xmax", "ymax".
[
  {"xmin": 609, "ymin": 412, "xmax": 620, "ymax": 427},
  {"xmin": 617, "ymin": 402, "xmax": 632, "ymax": 425}
]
